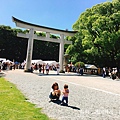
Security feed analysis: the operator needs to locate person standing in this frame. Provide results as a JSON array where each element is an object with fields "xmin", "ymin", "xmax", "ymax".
[
  {"xmin": 38, "ymin": 64, "xmax": 42, "ymax": 73},
  {"xmin": 112, "ymin": 68, "xmax": 116, "ymax": 80},
  {"xmin": 61, "ymin": 84, "xmax": 69, "ymax": 106},
  {"xmin": 56, "ymin": 64, "xmax": 60, "ymax": 75},
  {"xmin": 0, "ymin": 61, "xmax": 2, "ymax": 72},
  {"xmin": 103, "ymin": 67, "xmax": 106, "ymax": 78},
  {"xmin": 34, "ymin": 64, "xmax": 38, "ymax": 70},
  {"xmin": 80, "ymin": 68, "xmax": 83, "ymax": 75},
  {"xmin": 46, "ymin": 63, "xmax": 49, "ymax": 75},
  {"xmin": 69, "ymin": 62, "xmax": 72, "ymax": 72}
]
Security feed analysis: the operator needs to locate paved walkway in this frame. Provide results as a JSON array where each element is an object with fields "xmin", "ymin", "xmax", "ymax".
[{"xmin": 4, "ymin": 69, "xmax": 120, "ymax": 120}]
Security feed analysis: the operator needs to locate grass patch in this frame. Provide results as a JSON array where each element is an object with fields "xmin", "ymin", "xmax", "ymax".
[{"xmin": 0, "ymin": 78, "xmax": 51, "ymax": 120}]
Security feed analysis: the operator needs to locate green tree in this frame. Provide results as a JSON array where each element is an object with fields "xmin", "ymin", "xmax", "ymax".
[
  {"xmin": 66, "ymin": 0, "xmax": 120, "ymax": 68},
  {"xmin": 66, "ymin": 32, "xmax": 84, "ymax": 64},
  {"xmin": 0, "ymin": 26, "xmax": 60, "ymax": 62},
  {"xmin": 75, "ymin": 61, "xmax": 85, "ymax": 68}
]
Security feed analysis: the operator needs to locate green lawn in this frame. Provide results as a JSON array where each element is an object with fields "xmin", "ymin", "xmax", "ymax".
[{"xmin": 0, "ymin": 77, "xmax": 51, "ymax": 120}]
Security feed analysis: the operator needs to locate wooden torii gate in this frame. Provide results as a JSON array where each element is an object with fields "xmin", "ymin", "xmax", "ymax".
[{"xmin": 12, "ymin": 17, "xmax": 77, "ymax": 72}]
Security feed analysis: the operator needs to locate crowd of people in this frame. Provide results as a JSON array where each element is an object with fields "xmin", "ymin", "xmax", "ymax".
[
  {"xmin": 31, "ymin": 62, "xmax": 60, "ymax": 75},
  {"xmin": 1, "ymin": 59, "xmax": 120, "ymax": 80},
  {"xmin": 102, "ymin": 67, "xmax": 119, "ymax": 80},
  {"xmin": 0, "ymin": 61, "xmax": 16, "ymax": 72},
  {"xmin": 0, "ymin": 60, "xmax": 60, "ymax": 75}
]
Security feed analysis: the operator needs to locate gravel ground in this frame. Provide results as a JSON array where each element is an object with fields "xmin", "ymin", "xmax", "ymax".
[{"xmin": 4, "ymin": 70, "xmax": 120, "ymax": 120}]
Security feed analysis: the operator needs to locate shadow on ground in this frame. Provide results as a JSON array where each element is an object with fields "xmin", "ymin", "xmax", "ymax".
[{"xmin": 49, "ymin": 100, "xmax": 80, "ymax": 110}]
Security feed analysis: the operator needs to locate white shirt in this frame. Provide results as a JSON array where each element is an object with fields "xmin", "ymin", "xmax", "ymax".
[{"xmin": 46, "ymin": 65, "xmax": 49, "ymax": 69}]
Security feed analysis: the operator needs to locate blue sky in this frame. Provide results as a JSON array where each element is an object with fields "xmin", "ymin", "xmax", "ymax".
[{"xmin": 1, "ymin": 0, "xmax": 109, "ymax": 30}]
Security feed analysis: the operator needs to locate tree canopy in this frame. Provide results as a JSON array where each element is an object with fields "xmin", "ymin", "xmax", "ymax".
[
  {"xmin": 0, "ymin": 25, "xmax": 59, "ymax": 62},
  {"xmin": 66, "ymin": 0, "xmax": 120, "ymax": 68}
]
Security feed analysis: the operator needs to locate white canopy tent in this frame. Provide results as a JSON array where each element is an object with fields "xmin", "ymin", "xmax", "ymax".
[
  {"xmin": 0, "ymin": 58, "xmax": 6, "ymax": 61},
  {"xmin": 31, "ymin": 60, "xmax": 41, "ymax": 63},
  {"xmin": 31, "ymin": 60, "xmax": 46, "ymax": 65},
  {"xmin": 85, "ymin": 64, "xmax": 98, "ymax": 69},
  {"xmin": 36, "ymin": 60, "xmax": 46, "ymax": 65},
  {"xmin": 31, "ymin": 60, "xmax": 59, "ymax": 66},
  {"xmin": 2, "ymin": 59, "xmax": 13, "ymax": 63},
  {"xmin": 44, "ymin": 61, "xmax": 59, "ymax": 66}
]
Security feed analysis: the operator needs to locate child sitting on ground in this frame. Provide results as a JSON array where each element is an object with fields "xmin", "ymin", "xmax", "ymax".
[
  {"xmin": 49, "ymin": 82, "xmax": 61, "ymax": 101},
  {"xmin": 61, "ymin": 84, "xmax": 69, "ymax": 105}
]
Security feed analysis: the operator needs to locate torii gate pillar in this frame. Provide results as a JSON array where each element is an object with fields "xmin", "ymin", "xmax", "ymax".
[
  {"xmin": 59, "ymin": 34, "xmax": 64, "ymax": 71},
  {"xmin": 25, "ymin": 28, "xmax": 34, "ymax": 72}
]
